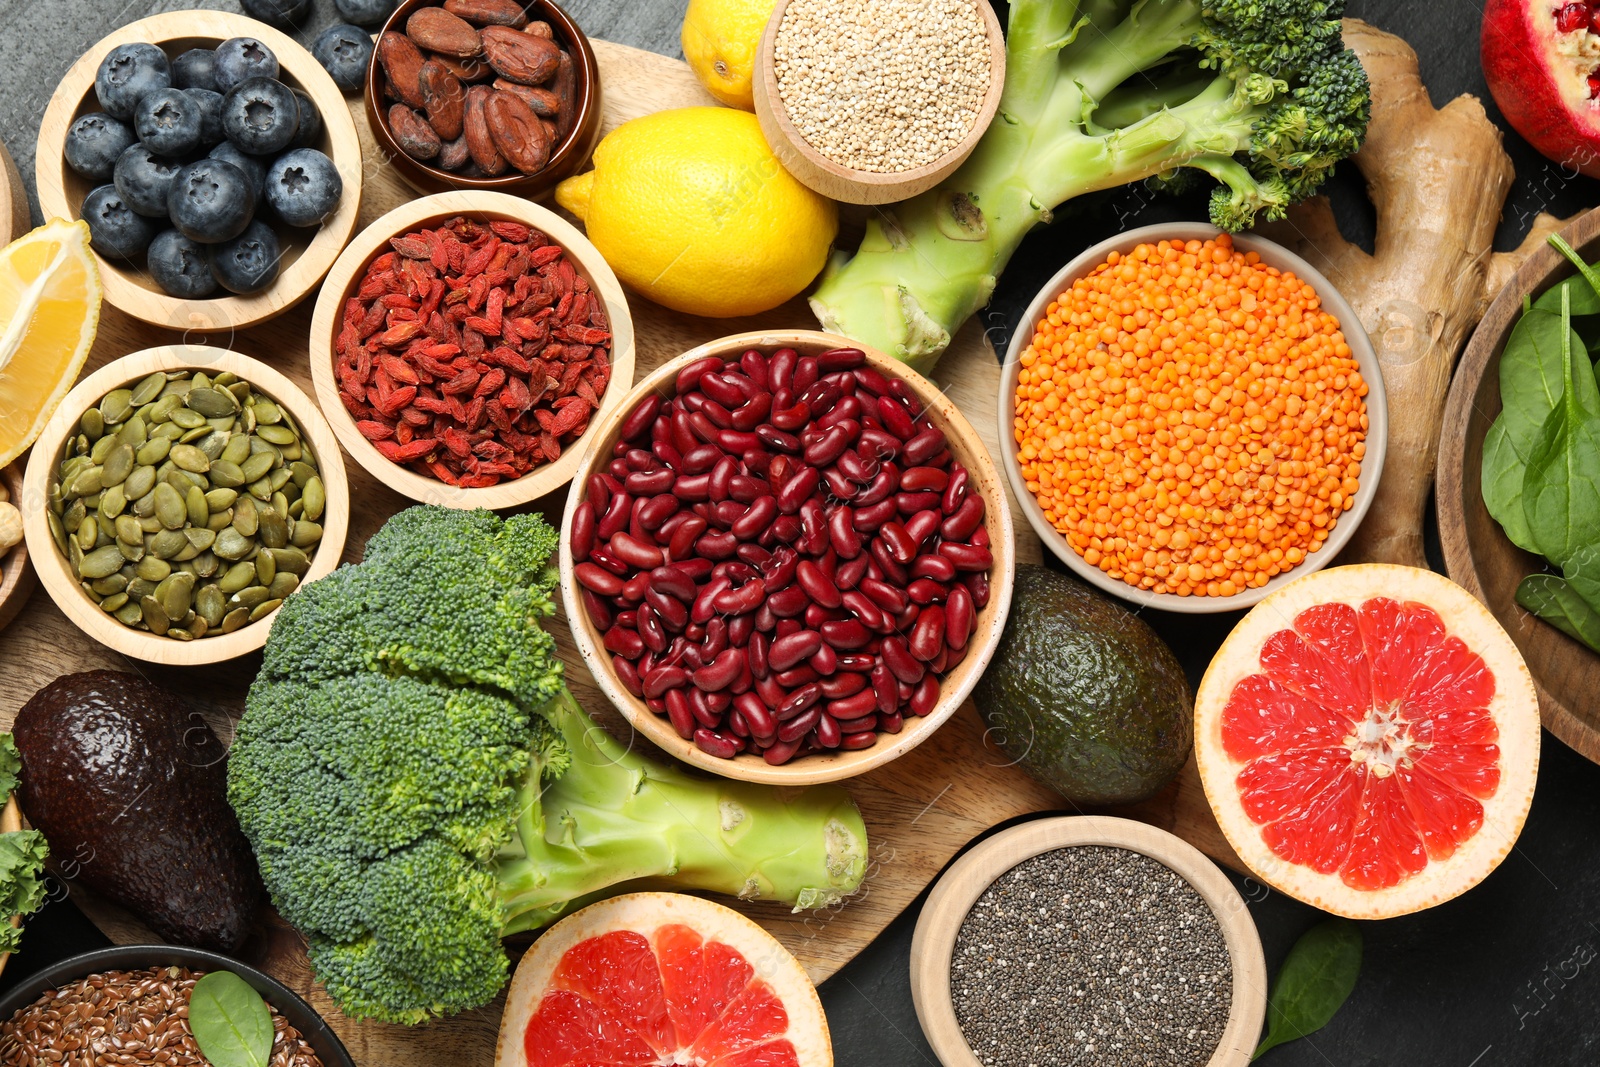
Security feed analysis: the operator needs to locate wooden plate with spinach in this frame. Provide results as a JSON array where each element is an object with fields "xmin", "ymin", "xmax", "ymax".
[{"xmin": 1441, "ymin": 207, "xmax": 1600, "ymax": 764}]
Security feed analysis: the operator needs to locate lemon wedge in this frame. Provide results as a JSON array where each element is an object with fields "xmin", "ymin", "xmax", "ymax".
[{"xmin": 0, "ymin": 218, "xmax": 101, "ymax": 469}]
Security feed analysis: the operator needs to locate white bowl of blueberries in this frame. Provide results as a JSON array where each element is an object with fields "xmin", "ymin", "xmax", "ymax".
[{"xmin": 36, "ymin": 9, "xmax": 365, "ymax": 331}]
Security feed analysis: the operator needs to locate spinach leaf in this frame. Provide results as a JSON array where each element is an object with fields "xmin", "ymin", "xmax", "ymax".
[
  {"xmin": 1517, "ymin": 572, "xmax": 1600, "ymax": 652},
  {"xmin": 1537, "ymin": 234, "xmax": 1600, "ymax": 316},
  {"xmin": 1521, "ymin": 286, "xmax": 1600, "ymax": 567},
  {"xmin": 1483, "ymin": 420, "xmax": 1541, "ymax": 553},
  {"xmin": 1253, "ymin": 918, "xmax": 1362, "ymax": 1061},
  {"xmin": 190, "ymin": 971, "xmax": 273, "ymax": 1067}
]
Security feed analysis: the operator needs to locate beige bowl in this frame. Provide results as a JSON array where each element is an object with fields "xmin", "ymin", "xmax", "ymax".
[
  {"xmin": 22, "ymin": 346, "xmax": 349, "ymax": 665},
  {"xmin": 910, "ymin": 816, "xmax": 1267, "ymax": 1067},
  {"xmin": 998, "ymin": 222, "xmax": 1388, "ymax": 614},
  {"xmin": 309, "ymin": 190, "xmax": 635, "ymax": 510},
  {"xmin": 560, "ymin": 329, "xmax": 1015, "ymax": 785},
  {"xmin": 35, "ymin": 11, "xmax": 363, "ymax": 334}
]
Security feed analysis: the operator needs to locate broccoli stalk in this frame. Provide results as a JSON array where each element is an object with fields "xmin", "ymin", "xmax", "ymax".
[
  {"xmin": 227, "ymin": 507, "xmax": 867, "ymax": 1025},
  {"xmin": 809, "ymin": 0, "xmax": 1371, "ymax": 368}
]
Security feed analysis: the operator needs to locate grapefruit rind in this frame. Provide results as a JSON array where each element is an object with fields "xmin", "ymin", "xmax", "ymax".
[
  {"xmin": 496, "ymin": 892, "xmax": 832, "ymax": 1067},
  {"xmin": 1194, "ymin": 564, "xmax": 1540, "ymax": 920}
]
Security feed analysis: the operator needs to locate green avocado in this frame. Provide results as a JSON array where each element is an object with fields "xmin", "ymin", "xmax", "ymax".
[{"xmin": 977, "ymin": 565, "xmax": 1193, "ymax": 805}]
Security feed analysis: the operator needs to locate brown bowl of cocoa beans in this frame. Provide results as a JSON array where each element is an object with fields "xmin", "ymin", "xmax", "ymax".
[
  {"xmin": 559, "ymin": 329, "xmax": 1017, "ymax": 786},
  {"xmin": 366, "ymin": 0, "xmax": 602, "ymax": 198}
]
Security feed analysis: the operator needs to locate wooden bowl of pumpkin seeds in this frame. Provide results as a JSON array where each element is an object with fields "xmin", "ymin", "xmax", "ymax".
[{"xmin": 21, "ymin": 345, "xmax": 349, "ymax": 665}]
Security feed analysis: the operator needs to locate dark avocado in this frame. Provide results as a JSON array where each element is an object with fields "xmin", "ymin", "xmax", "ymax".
[
  {"xmin": 976, "ymin": 565, "xmax": 1193, "ymax": 805},
  {"xmin": 13, "ymin": 670, "xmax": 260, "ymax": 951}
]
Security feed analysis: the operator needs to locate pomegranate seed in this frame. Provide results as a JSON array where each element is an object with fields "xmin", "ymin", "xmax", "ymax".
[
  {"xmin": 1590, "ymin": 71, "xmax": 1600, "ymax": 98},
  {"xmin": 1591, "ymin": 6, "xmax": 1600, "ymax": 33},
  {"xmin": 1558, "ymin": 2, "xmax": 1589, "ymax": 32}
]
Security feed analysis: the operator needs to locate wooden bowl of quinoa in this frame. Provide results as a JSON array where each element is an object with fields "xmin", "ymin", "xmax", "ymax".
[
  {"xmin": 752, "ymin": 0, "xmax": 1006, "ymax": 205},
  {"xmin": 997, "ymin": 221, "xmax": 1388, "ymax": 614}
]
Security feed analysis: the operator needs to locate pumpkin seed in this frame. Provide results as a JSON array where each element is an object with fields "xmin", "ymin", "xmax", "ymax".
[
  {"xmin": 248, "ymin": 599, "xmax": 283, "ymax": 622},
  {"xmin": 137, "ymin": 556, "xmax": 171, "ymax": 583},
  {"xmin": 47, "ymin": 512, "xmax": 68, "ymax": 556},
  {"xmin": 255, "ymin": 550, "xmax": 276, "ymax": 586},
  {"xmin": 206, "ymin": 510, "xmax": 233, "ymax": 533},
  {"xmin": 117, "ymin": 415, "xmax": 147, "ymax": 449},
  {"xmin": 169, "ymin": 407, "xmax": 207, "ymax": 430},
  {"xmin": 290, "ymin": 521, "xmax": 323, "ymax": 548},
  {"xmin": 187, "ymin": 387, "xmax": 237, "ymax": 418},
  {"xmin": 115, "ymin": 601, "xmax": 144, "ymax": 626},
  {"xmin": 256, "ymin": 423, "xmax": 297, "ymax": 446},
  {"xmin": 148, "ymin": 394, "xmax": 182, "ymax": 423},
  {"xmin": 153, "ymin": 483, "xmax": 187, "ymax": 530},
  {"xmin": 126, "ymin": 578, "xmax": 157, "ymax": 600},
  {"xmin": 253, "ymin": 399, "xmax": 282, "ymax": 425},
  {"xmin": 205, "ymin": 487, "xmax": 238, "ymax": 511},
  {"xmin": 152, "ymin": 421, "xmax": 184, "ymax": 441},
  {"xmin": 192, "ymin": 551, "xmax": 219, "ymax": 578},
  {"xmin": 79, "ymin": 545, "xmax": 125, "ymax": 579},
  {"xmin": 80, "ymin": 408, "xmax": 105, "ymax": 440},
  {"xmin": 302, "ymin": 477, "xmax": 326, "ymax": 521},
  {"xmin": 230, "ymin": 586, "xmax": 272, "ymax": 610},
  {"xmin": 123, "ymin": 464, "xmax": 156, "ymax": 501},
  {"xmin": 92, "ymin": 574, "xmax": 128, "ymax": 596},
  {"xmin": 241, "ymin": 451, "xmax": 277, "ymax": 484},
  {"xmin": 115, "ymin": 515, "xmax": 143, "ymax": 545},
  {"xmin": 214, "ymin": 527, "xmax": 253, "ymax": 561},
  {"xmin": 219, "ymin": 561, "xmax": 257, "ymax": 594},
  {"xmin": 269, "ymin": 546, "xmax": 309, "ymax": 575},
  {"xmin": 69, "ymin": 466, "xmax": 103, "ymax": 498},
  {"xmin": 209, "ymin": 460, "xmax": 246, "ymax": 488},
  {"xmin": 99, "ymin": 389, "xmax": 133, "ymax": 425},
  {"xmin": 197, "ymin": 585, "xmax": 226, "ymax": 627},
  {"xmin": 102, "ymin": 443, "xmax": 135, "ymax": 487},
  {"xmin": 160, "ymin": 572, "xmax": 195, "ymax": 621},
  {"xmin": 75, "ymin": 516, "xmax": 98, "ymax": 552},
  {"xmin": 268, "ymin": 573, "xmax": 299, "ymax": 600},
  {"xmin": 184, "ymin": 528, "xmax": 216, "ymax": 552},
  {"xmin": 117, "ymin": 541, "xmax": 144, "ymax": 563},
  {"xmin": 170, "ymin": 444, "xmax": 211, "ymax": 473},
  {"xmin": 259, "ymin": 507, "xmax": 288, "ymax": 549},
  {"xmin": 233, "ymin": 495, "xmax": 259, "ymax": 537},
  {"xmin": 221, "ymin": 433, "xmax": 252, "ymax": 466},
  {"xmin": 220, "ymin": 607, "xmax": 250, "ymax": 633},
  {"xmin": 190, "ymin": 616, "xmax": 210, "ymax": 639},
  {"xmin": 98, "ymin": 484, "xmax": 126, "ymax": 519},
  {"xmin": 141, "ymin": 596, "xmax": 171, "ymax": 635},
  {"xmin": 100, "ymin": 592, "xmax": 130, "ymax": 613},
  {"xmin": 130, "ymin": 372, "xmax": 167, "ymax": 407}
]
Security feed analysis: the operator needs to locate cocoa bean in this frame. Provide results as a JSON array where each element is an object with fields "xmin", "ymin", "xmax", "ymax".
[
  {"xmin": 407, "ymin": 7, "xmax": 482, "ymax": 58},
  {"xmin": 438, "ymin": 133, "xmax": 471, "ymax": 170},
  {"xmin": 493, "ymin": 79, "xmax": 560, "ymax": 117},
  {"xmin": 389, "ymin": 103, "xmax": 441, "ymax": 161},
  {"xmin": 481, "ymin": 25, "xmax": 559, "ymax": 85},
  {"xmin": 443, "ymin": 0, "xmax": 528, "ymax": 27},
  {"xmin": 554, "ymin": 48, "xmax": 577, "ymax": 141},
  {"xmin": 464, "ymin": 85, "xmax": 507, "ymax": 175},
  {"xmin": 431, "ymin": 52, "xmax": 494, "ymax": 82},
  {"xmin": 485, "ymin": 89, "xmax": 551, "ymax": 174},
  {"xmin": 419, "ymin": 60, "xmax": 467, "ymax": 140},
  {"xmin": 377, "ymin": 32, "xmax": 426, "ymax": 109},
  {"xmin": 524, "ymin": 20, "xmax": 554, "ymax": 38},
  {"xmin": 540, "ymin": 117, "xmax": 558, "ymax": 145}
]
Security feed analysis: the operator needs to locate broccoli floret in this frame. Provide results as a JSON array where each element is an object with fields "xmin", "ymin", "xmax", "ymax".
[
  {"xmin": 811, "ymin": 0, "xmax": 1371, "ymax": 366},
  {"xmin": 228, "ymin": 506, "xmax": 868, "ymax": 1026}
]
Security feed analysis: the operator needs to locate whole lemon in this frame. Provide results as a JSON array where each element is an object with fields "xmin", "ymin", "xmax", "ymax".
[
  {"xmin": 681, "ymin": 0, "xmax": 775, "ymax": 110},
  {"xmin": 556, "ymin": 108, "xmax": 838, "ymax": 319}
]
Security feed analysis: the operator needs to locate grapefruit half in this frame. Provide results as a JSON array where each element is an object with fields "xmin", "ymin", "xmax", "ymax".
[
  {"xmin": 497, "ymin": 893, "xmax": 831, "ymax": 1067},
  {"xmin": 1195, "ymin": 565, "xmax": 1540, "ymax": 919}
]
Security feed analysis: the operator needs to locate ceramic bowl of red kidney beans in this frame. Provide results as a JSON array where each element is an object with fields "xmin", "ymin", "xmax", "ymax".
[{"xmin": 560, "ymin": 330, "xmax": 1015, "ymax": 784}]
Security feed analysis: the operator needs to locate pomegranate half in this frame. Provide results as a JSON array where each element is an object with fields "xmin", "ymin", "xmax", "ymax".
[{"xmin": 1483, "ymin": 0, "xmax": 1600, "ymax": 177}]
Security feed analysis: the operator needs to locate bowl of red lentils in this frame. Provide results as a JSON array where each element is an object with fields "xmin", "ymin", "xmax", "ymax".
[
  {"xmin": 999, "ymin": 223, "xmax": 1386, "ymax": 613},
  {"xmin": 562, "ymin": 329, "xmax": 1015, "ymax": 784},
  {"xmin": 308, "ymin": 189, "xmax": 635, "ymax": 510}
]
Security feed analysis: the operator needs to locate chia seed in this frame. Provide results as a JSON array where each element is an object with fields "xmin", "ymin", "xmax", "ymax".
[{"xmin": 950, "ymin": 846, "xmax": 1232, "ymax": 1067}]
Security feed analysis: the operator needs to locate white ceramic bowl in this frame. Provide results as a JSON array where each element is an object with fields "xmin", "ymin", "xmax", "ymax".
[{"xmin": 997, "ymin": 222, "xmax": 1387, "ymax": 614}]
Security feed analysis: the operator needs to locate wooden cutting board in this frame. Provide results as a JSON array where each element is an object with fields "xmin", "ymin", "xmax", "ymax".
[{"xmin": 0, "ymin": 40, "xmax": 1236, "ymax": 1063}]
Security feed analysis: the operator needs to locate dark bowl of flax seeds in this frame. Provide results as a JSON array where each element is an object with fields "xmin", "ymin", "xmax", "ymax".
[
  {"xmin": 910, "ymin": 816, "xmax": 1269, "ymax": 1067},
  {"xmin": 0, "ymin": 944, "xmax": 355, "ymax": 1067}
]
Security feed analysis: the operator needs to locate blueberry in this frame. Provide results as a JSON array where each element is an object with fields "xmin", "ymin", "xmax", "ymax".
[
  {"xmin": 222, "ymin": 77, "xmax": 298, "ymax": 155},
  {"xmin": 113, "ymin": 144, "xmax": 186, "ymax": 218},
  {"xmin": 288, "ymin": 89, "xmax": 323, "ymax": 149},
  {"xmin": 266, "ymin": 148, "xmax": 342, "ymax": 227},
  {"xmin": 213, "ymin": 37, "xmax": 279, "ymax": 93},
  {"xmin": 209, "ymin": 219, "xmax": 282, "ymax": 294},
  {"xmin": 333, "ymin": 0, "xmax": 397, "ymax": 27},
  {"xmin": 63, "ymin": 112, "xmax": 137, "ymax": 181},
  {"xmin": 172, "ymin": 48, "xmax": 218, "ymax": 92},
  {"xmin": 241, "ymin": 0, "xmax": 311, "ymax": 26},
  {"xmin": 168, "ymin": 159, "xmax": 256, "ymax": 243},
  {"xmin": 81, "ymin": 184, "xmax": 157, "ymax": 259},
  {"xmin": 208, "ymin": 141, "xmax": 268, "ymax": 202},
  {"xmin": 312, "ymin": 23, "xmax": 374, "ymax": 92},
  {"xmin": 148, "ymin": 229, "xmax": 219, "ymax": 298},
  {"xmin": 95, "ymin": 43, "xmax": 171, "ymax": 121},
  {"xmin": 132, "ymin": 88, "xmax": 202, "ymax": 158},
  {"xmin": 186, "ymin": 88, "xmax": 225, "ymax": 147}
]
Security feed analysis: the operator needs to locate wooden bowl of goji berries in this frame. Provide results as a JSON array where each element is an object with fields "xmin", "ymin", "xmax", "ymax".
[
  {"xmin": 998, "ymin": 222, "xmax": 1387, "ymax": 614},
  {"xmin": 309, "ymin": 189, "xmax": 634, "ymax": 509}
]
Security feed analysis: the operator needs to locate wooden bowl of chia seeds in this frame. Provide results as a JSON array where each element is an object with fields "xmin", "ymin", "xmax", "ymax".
[
  {"xmin": 0, "ymin": 944, "xmax": 355, "ymax": 1066},
  {"xmin": 910, "ymin": 815, "xmax": 1268, "ymax": 1067},
  {"xmin": 752, "ymin": 0, "xmax": 1007, "ymax": 205}
]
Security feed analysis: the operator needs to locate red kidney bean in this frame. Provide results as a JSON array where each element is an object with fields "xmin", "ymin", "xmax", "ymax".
[
  {"xmin": 647, "ymin": 588, "xmax": 689, "ymax": 631},
  {"xmin": 840, "ymin": 589, "xmax": 888, "ymax": 632},
  {"xmin": 829, "ymin": 507, "xmax": 862, "ymax": 558},
  {"xmin": 819, "ymin": 467, "xmax": 854, "ymax": 501},
  {"xmin": 620, "ymin": 393, "xmax": 662, "ymax": 442},
  {"xmin": 814, "ymin": 712, "xmax": 842, "ymax": 749},
  {"xmin": 794, "ymin": 559, "xmax": 841, "ymax": 608},
  {"xmin": 708, "ymin": 454, "xmax": 737, "ymax": 502},
  {"xmin": 900, "ymin": 466, "xmax": 949, "ymax": 493},
  {"xmin": 793, "ymin": 356, "xmax": 819, "ymax": 393},
  {"xmin": 909, "ymin": 605, "xmax": 946, "ymax": 661},
  {"xmin": 624, "ymin": 448, "xmax": 655, "ymax": 471},
  {"xmin": 803, "ymin": 423, "xmax": 850, "ymax": 467},
  {"xmin": 942, "ymin": 494, "xmax": 985, "ymax": 541},
  {"xmin": 835, "ymin": 553, "xmax": 869, "ymax": 591},
  {"xmin": 672, "ymin": 473, "xmax": 710, "ymax": 502},
  {"xmin": 869, "ymin": 538, "xmax": 909, "ymax": 585},
  {"xmin": 854, "ymin": 465, "xmax": 898, "ymax": 507},
  {"xmin": 732, "ymin": 496, "xmax": 778, "ymax": 541},
  {"xmin": 777, "ymin": 682, "xmax": 823, "ymax": 720},
  {"xmin": 738, "ymin": 543, "xmax": 772, "ymax": 569},
  {"xmin": 614, "ymin": 655, "xmax": 643, "ymax": 696},
  {"xmin": 604, "ymin": 625, "xmax": 644, "ymax": 659},
  {"xmin": 597, "ymin": 491, "xmax": 631, "ymax": 539},
  {"xmin": 820, "ymin": 618, "xmax": 871, "ymax": 649},
  {"xmin": 878, "ymin": 521, "xmax": 917, "ymax": 564},
  {"xmin": 610, "ymin": 531, "xmax": 663, "ymax": 570},
  {"xmin": 677, "ymin": 356, "xmax": 722, "ymax": 395},
  {"xmin": 760, "ymin": 737, "xmax": 800, "ymax": 764},
  {"xmin": 756, "ymin": 424, "xmax": 800, "ymax": 453},
  {"xmin": 911, "ymin": 554, "xmax": 956, "ymax": 583},
  {"xmin": 638, "ymin": 493, "xmax": 679, "ymax": 530},
  {"xmin": 747, "ymin": 631, "xmax": 770, "ymax": 680},
  {"xmin": 608, "ymin": 458, "xmax": 631, "ymax": 480},
  {"xmin": 588, "ymin": 473, "xmax": 615, "ymax": 515},
  {"xmin": 827, "ymin": 686, "xmax": 880, "ymax": 720},
  {"xmin": 909, "ymin": 674, "xmax": 940, "ymax": 717},
  {"xmin": 777, "ymin": 466, "xmax": 820, "ymax": 513},
  {"xmin": 802, "ymin": 380, "xmax": 843, "ymax": 414},
  {"xmin": 727, "ymin": 612, "xmax": 754, "ymax": 653},
  {"xmin": 667, "ymin": 517, "xmax": 706, "ymax": 561},
  {"xmin": 966, "ymin": 571, "xmax": 991, "ymax": 609},
  {"xmin": 763, "ymin": 548, "xmax": 799, "ymax": 592},
  {"xmin": 764, "ymin": 585, "xmax": 806, "ymax": 617},
  {"xmin": 741, "ymin": 350, "xmax": 770, "ymax": 389},
  {"xmin": 940, "ymin": 542, "xmax": 993, "ymax": 571},
  {"xmin": 664, "ymin": 689, "xmax": 695, "ymax": 740},
  {"xmin": 902, "ymin": 426, "xmax": 946, "ymax": 466},
  {"xmin": 691, "ymin": 574, "xmax": 731, "ymax": 624},
  {"xmin": 770, "ymin": 630, "xmax": 822, "ymax": 672},
  {"xmin": 653, "ymin": 438, "xmax": 684, "ymax": 471},
  {"xmin": 853, "ymin": 498, "xmax": 897, "ymax": 532},
  {"xmin": 778, "ymin": 705, "xmax": 821, "ymax": 743},
  {"xmin": 571, "ymin": 501, "xmax": 597, "ymax": 563},
  {"xmin": 870, "ymin": 661, "xmax": 897, "ymax": 714},
  {"xmin": 834, "ymin": 448, "xmax": 871, "ymax": 485},
  {"xmin": 877, "ymin": 711, "xmax": 903, "ymax": 734},
  {"xmin": 669, "ymin": 409, "xmax": 698, "ymax": 454},
  {"xmin": 620, "ymin": 572, "xmax": 650, "ymax": 604},
  {"xmin": 709, "ymin": 500, "xmax": 744, "ymax": 529},
  {"xmin": 838, "ymin": 730, "xmax": 877, "ymax": 751},
  {"xmin": 643, "ymin": 664, "xmax": 689, "ymax": 699},
  {"xmin": 712, "ymin": 578, "xmax": 765, "ymax": 616},
  {"xmin": 716, "ymin": 429, "xmax": 762, "ymax": 454},
  {"xmin": 727, "ymin": 708, "xmax": 751, "ymax": 739},
  {"xmin": 797, "ymin": 498, "xmax": 828, "ymax": 554},
  {"xmin": 696, "ymin": 530, "xmax": 739, "ymax": 560},
  {"xmin": 581, "ymin": 588, "xmax": 614, "ymax": 631},
  {"xmin": 819, "ymin": 672, "xmax": 867, "ymax": 698},
  {"xmin": 689, "ymin": 412, "xmax": 722, "ymax": 445},
  {"xmin": 576, "ymin": 562, "xmax": 624, "ymax": 596},
  {"xmin": 810, "ymin": 642, "xmax": 838, "ymax": 676},
  {"xmin": 694, "ymin": 647, "xmax": 743, "ymax": 691},
  {"xmin": 638, "ymin": 604, "xmax": 668, "ymax": 653},
  {"xmin": 694, "ymin": 728, "xmax": 740, "ymax": 759},
  {"xmin": 945, "ymin": 583, "xmax": 974, "ymax": 650},
  {"xmin": 735, "ymin": 692, "xmax": 777, "ymax": 740},
  {"xmin": 858, "ymin": 577, "xmax": 908, "ymax": 614},
  {"xmin": 768, "ymin": 347, "xmax": 797, "ymax": 390},
  {"xmin": 881, "ymin": 636, "xmax": 924, "ymax": 684},
  {"xmin": 730, "ymin": 475, "xmax": 771, "ymax": 503},
  {"xmin": 771, "ymin": 401, "xmax": 810, "ymax": 432},
  {"xmin": 876, "ymin": 396, "xmax": 916, "ymax": 439},
  {"xmin": 707, "ymin": 686, "xmax": 734, "ymax": 712},
  {"xmin": 776, "ymin": 663, "xmax": 821, "ymax": 689},
  {"xmin": 818, "ymin": 347, "xmax": 865, "ymax": 371},
  {"xmin": 682, "ymin": 443, "xmax": 722, "ymax": 474},
  {"xmin": 687, "ymin": 689, "xmax": 720, "ymax": 729},
  {"xmin": 700, "ymin": 372, "xmax": 744, "ymax": 409},
  {"xmin": 906, "ymin": 578, "xmax": 946, "ymax": 605},
  {"xmin": 904, "ymin": 509, "xmax": 942, "ymax": 546},
  {"xmin": 897, "ymin": 491, "xmax": 941, "ymax": 517},
  {"xmin": 625, "ymin": 468, "xmax": 674, "ymax": 496},
  {"xmin": 649, "ymin": 566, "xmax": 696, "ymax": 601},
  {"xmin": 941, "ymin": 466, "xmax": 968, "ymax": 515}
]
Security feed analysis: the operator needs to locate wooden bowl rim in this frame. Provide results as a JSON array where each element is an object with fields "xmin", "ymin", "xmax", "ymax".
[
  {"xmin": 908, "ymin": 815, "xmax": 1268, "ymax": 1067},
  {"xmin": 20, "ymin": 345, "xmax": 351, "ymax": 665},
  {"xmin": 558, "ymin": 328, "xmax": 1016, "ymax": 786},
  {"xmin": 363, "ymin": 0, "xmax": 602, "ymax": 197},
  {"xmin": 308, "ymin": 190, "xmax": 635, "ymax": 510},
  {"xmin": 751, "ymin": 0, "xmax": 1006, "ymax": 204},
  {"xmin": 1438, "ymin": 206, "xmax": 1600, "ymax": 760},
  {"xmin": 0, "ymin": 138, "xmax": 27, "ymax": 248},
  {"xmin": 997, "ymin": 221, "xmax": 1389, "ymax": 614},
  {"xmin": 34, "ymin": 10, "xmax": 364, "ymax": 334},
  {"xmin": 0, "ymin": 464, "xmax": 36, "ymax": 637}
]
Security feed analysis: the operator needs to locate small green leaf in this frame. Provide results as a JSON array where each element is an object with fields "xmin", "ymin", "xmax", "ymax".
[
  {"xmin": 1521, "ymin": 287, "xmax": 1600, "ymax": 567},
  {"xmin": 190, "ymin": 971, "xmax": 274, "ymax": 1067},
  {"xmin": 1519, "ymin": 572, "xmax": 1600, "ymax": 651},
  {"xmin": 0, "ymin": 736, "xmax": 21, "ymax": 800},
  {"xmin": 1252, "ymin": 918, "xmax": 1362, "ymax": 1061}
]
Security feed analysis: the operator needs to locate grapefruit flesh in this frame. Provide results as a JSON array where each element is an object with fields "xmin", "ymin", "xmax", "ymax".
[
  {"xmin": 498, "ymin": 893, "xmax": 831, "ymax": 1067},
  {"xmin": 1196, "ymin": 565, "xmax": 1539, "ymax": 919}
]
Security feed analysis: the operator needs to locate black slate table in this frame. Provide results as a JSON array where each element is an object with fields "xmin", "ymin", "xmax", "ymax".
[{"xmin": 3, "ymin": 2, "xmax": 1600, "ymax": 1065}]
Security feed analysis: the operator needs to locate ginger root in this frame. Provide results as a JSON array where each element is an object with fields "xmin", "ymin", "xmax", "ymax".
[{"xmin": 1260, "ymin": 20, "xmax": 1571, "ymax": 568}]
